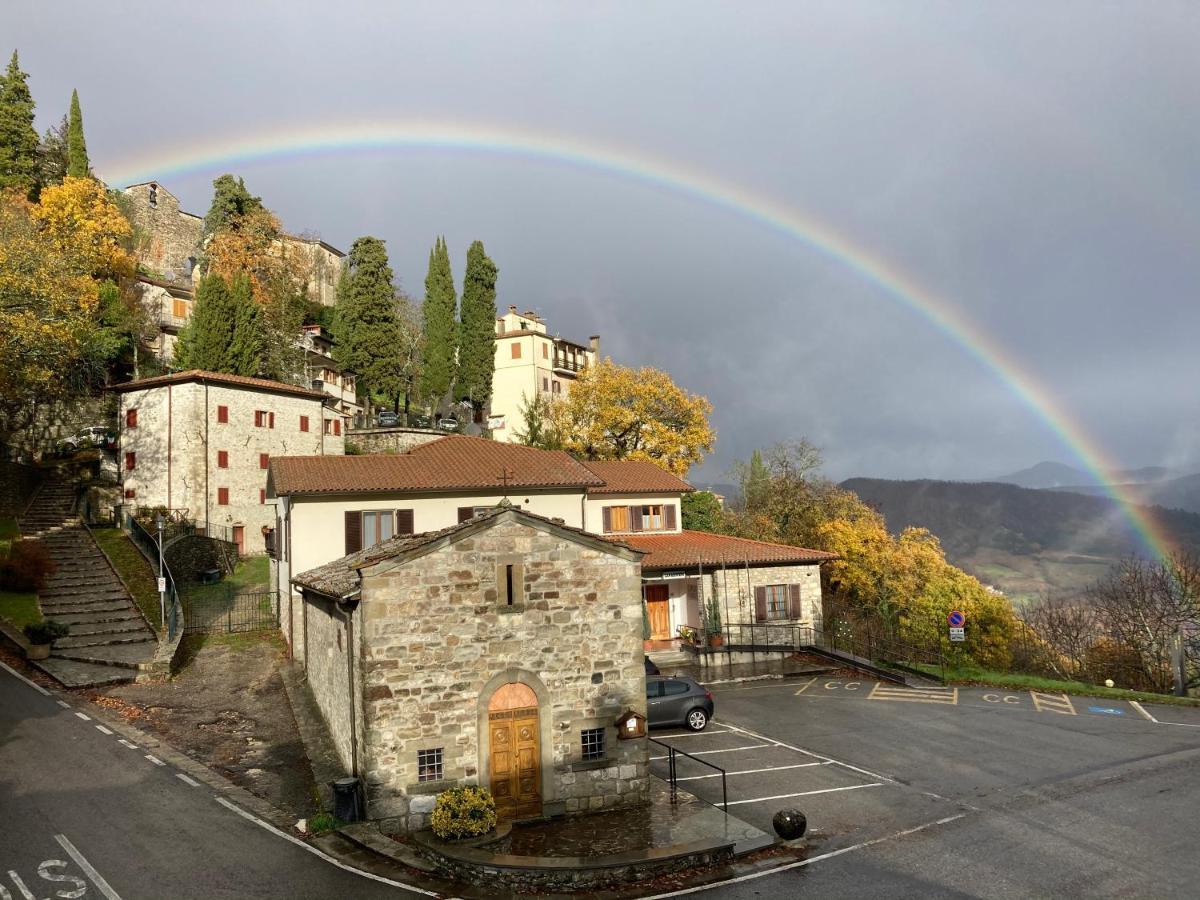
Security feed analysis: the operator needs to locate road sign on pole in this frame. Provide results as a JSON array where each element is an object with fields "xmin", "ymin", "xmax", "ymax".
[
  {"xmin": 948, "ymin": 610, "xmax": 966, "ymax": 628},
  {"xmin": 949, "ymin": 627, "xmax": 965, "ymax": 642}
]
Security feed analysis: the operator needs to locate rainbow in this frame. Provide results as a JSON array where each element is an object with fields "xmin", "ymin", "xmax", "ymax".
[{"xmin": 104, "ymin": 120, "xmax": 1173, "ymax": 560}]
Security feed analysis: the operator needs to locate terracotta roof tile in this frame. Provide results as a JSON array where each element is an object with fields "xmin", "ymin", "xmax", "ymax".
[
  {"xmin": 111, "ymin": 370, "xmax": 327, "ymax": 401},
  {"xmin": 292, "ymin": 505, "xmax": 640, "ymax": 599},
  {"xmin": 581, "ymin": 460, "xmax": 693, "ymax": 495},
  {"xmin": 611, "ymin": 530, "xmax": 837, "ymax": 570},
  {"xmin": 271, "ymin": 434, "xmax": 604, "ymax": 495}
]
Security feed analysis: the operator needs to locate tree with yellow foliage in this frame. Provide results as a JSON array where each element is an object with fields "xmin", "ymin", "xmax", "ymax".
[{"xmin": 548, "ymin": 359, "xmax": 715, "ymax": 476}]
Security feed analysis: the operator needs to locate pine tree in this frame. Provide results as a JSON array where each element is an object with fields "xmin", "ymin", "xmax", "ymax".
[
  {"xmin": 66, "ymin": 88, "xmax": 88, "ymax": 178},
  {"xmin": 419, "ymin": 236, "xmax": 458, "ymax": 409},
  {"xmin": 0, "ymin": 51, "xmax": 40, "ymax": 196},
  {"xmin": 332, "ymin": 236, "xmax": 404, "ymax": 406},
  {"xmin": 226, "ymin": 274, "xmax": 265, "ymax": 377},
  {"xmin": 456, "ymin": 240, "xmax": 498, "ymax": 412},
  {"xmin": 37, "ymin": 115, "xmax": 68, "ymax": 188},
  {"xmin": 175, "ymin": 276, "xmax": 234, "ymax": 371}
]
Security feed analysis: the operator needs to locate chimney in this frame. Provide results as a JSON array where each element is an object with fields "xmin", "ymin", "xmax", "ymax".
[
  {"xmin": 589, "ymin": 335, "xmax": 600, "ymax": 355},
  {"xmin": 508, "ymin": 305, "xmax": 517, "ymax": 315}
]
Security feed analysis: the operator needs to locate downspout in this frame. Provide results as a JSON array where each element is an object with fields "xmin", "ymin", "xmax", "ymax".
[
  {"xmin": 167, "ymin": 384, "xmax": 173, "ymax": 509},
  {"xmin": 286, "ymin": 498, "xmax": 294, "ymax": 659}
]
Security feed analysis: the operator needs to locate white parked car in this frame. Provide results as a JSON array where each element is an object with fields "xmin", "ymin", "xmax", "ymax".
[{"xmin": 58, "ymin": 426, "xmax": 115, "ymax": 451}]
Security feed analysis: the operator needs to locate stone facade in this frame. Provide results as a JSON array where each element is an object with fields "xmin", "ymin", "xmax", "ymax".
[
  {"xmin": 122, "ymin": 182, "xmax": 202, "ymax": 285},
  {"xmin": 702, "ymin": 562, "xmax": 824, "ymax": 634},
  {"xmin": 289, "ymin": 238, "xmax": 344, "ymax": 307},
  {"xmin": 343, "ymin": 427, "xmax": 444, "ymax": 456},
  {"xmin": 296, "ymin": 510, "xmax": 649, "ymax": 833},
  {"xmin": 115, "ymin": 373, "xmax": 344, "ymax": 548}
]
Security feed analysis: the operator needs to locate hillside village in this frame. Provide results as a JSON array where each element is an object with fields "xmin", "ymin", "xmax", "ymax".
[{"xmin": 2, "ymin": 38, "xmax": 1200, "ymax": 898}]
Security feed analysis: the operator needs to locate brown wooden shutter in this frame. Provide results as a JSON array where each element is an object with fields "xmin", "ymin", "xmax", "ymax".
[
  {"xmin": 396, "ymin": 509, "xmax": 414, "ymax": 535},
  {"xmin": 754, "ymin": 586, "xmax": 768, "ymax": 622},
  {"xmin": 458, "ymin": 506, "xmax": 474, "ymax": 524},
  {"xmin": 630, "ymin": 505, "xmax": 643, "ymax": 532},
  {"xmin": 345, "ymin": 511, "xmax": 362, "ymax": 554},
  {"xmin": 602, "ymin": 507, "xmax": 612, "ymax": 533},
  {"xmin": 664, "ymin": 504, "xmax": 677, "ymax": 530},
  {"xmin": 788, "ymin": 584, "xmax": 803, "ymax": 619},
  {"xmin": 269, "ymin": 411, "xmax": 275, "ymax": 429}
]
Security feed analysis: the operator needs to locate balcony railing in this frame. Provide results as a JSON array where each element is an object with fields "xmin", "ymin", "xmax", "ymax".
[{"xmin": 553, "ymin": 356, "xmax": 584, "ymax": 373}]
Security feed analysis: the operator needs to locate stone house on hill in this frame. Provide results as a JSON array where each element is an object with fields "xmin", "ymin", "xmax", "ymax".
[
  {"xmin": 291, "ymin": 505, "xmax": 649, "ymax": 831},
  {"xmin": 271, "ymin": 435, "xmax": 834, "ymax": 652},
  {"xmin": 113, "ymin": 370, "xmax": 345, "ymax": 555}
]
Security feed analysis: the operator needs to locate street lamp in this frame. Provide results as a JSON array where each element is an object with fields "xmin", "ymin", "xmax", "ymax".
[{"xmin": 156, "ymin": 513, "xmax": 166, "ymax": 628}]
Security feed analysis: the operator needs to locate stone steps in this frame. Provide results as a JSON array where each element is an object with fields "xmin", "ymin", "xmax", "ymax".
[
  {"xmin": 32, "ymin": 658, "xmax": 136, "ymax": 688},
  {"xmin": 56, "ymin": 630, "xmax": 153, "ymax": 650},
  {"xmin": 58, "ymin": 618, "xmax": 147, "ymax": 637},
  {"xmin": 42, "ymin": 590, "xmax": 130, "ymax": 605},
  {"xmin": 53, "ymin": 609, "xmax": 143, "ymax": 627},
  {"xmin": 51, "ymin": 641, "xmax": 158, "ymax": 669},
  {"xmin": 42, "ymin": 599, "xmax": 133, "ymax": 616}
]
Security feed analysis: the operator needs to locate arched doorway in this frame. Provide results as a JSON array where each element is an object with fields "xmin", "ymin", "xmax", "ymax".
[{"xmin": 487, "ymin": 683, "xmax": 541, "ymax": 819}]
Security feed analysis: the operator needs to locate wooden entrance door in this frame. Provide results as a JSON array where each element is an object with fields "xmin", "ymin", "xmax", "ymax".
[
  {"xmin": 488, "ymin": 683, "xmax": 541, "ymax": 819},
  {"xmin": 232, "ymin": 525, "xmax": 245, "ymax": 556},
  {"xmin": 645, "ymin": 583, "xmax": 670, "ymax": 640}
]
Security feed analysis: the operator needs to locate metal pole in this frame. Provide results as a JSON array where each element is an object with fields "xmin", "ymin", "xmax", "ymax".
[{"xmin": 156, "ymin": 516, "xmax": 165, "ymax": 628}]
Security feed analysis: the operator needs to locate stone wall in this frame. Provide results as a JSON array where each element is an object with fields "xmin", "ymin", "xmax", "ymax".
[
  {"xmin": 705, "ymin": 562, "xmax": 823, "ymax": 631},
  {"xmin": 304, "ymin": 594, "xmax": 358, "ymax": 773},
  {"xmin": 341, "ymin": 515, "xmax": 647, "ymax": 833},
  {"xmin": 122, "ymin": 183, "xmax": 202, "ymax": 284},
  {"xmin": 344, "ymin": 427, "xmax": 444, "ymax": 455},
  {"xmin": 0, "ymin": 462, "xmax": 41, "ymax": 517},
  {"xmin": 165, "ymin": 534, "xmax": 236, "ymax": 583}
]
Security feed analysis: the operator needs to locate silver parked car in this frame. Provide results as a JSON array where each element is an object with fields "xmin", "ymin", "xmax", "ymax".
[{"xmin": 646, "ymin": 675, "xmax": 714, "ymax": 731}]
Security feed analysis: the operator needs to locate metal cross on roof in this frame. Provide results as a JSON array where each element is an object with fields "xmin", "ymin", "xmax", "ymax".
[{"xmin": 497, "ymin": 467, "xmax": 516, "ymax": 499}]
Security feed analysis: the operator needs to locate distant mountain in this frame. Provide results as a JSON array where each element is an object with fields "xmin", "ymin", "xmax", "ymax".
[
  {"xmin": 992, "ymin": 461, "xmax": 1177, "ymax": 490},
  {"xmin": 840, "ymin": 477, "xmax": 1200, "ymax": 603},
  {"xmin": 1050, "ymin": 472, "xmax": 1200, "ymax": 515}
]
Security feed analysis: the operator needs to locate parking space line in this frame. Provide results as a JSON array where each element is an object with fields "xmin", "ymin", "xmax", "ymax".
[
  {"xmin": 653, "ymin": 729, "xmax": 733, "ymax": 738},
  {"xmin": 793, "ymin": 677, "xmax": 817, "ymax": 695},
  {"xmin": 868, "ymin": 683, "xmax": 958, "ymax": 705},
  {"xmin": 55, "ymin": 834, "xmax": 124, "ymax": 900},
  {"xmin": 676, "ymin": 761, "xmax": 831, "ymax": 782},
  {"xmin": 649, "ymin": 743, "xmax": 769, "ymax": 760},
  {"xmin": 723, "ymin": 722, "xmax": 895, "ymax": 783},
  {"xmin": 1030, "ymin": 691, "xmax": 1076, "ymax": 715},
  {"xmin": 726, "ymin": 782, "xmax": 885, "ymax": 806},
  {"xmin": 1130, "ymin": 701, "xmax": 1158, "ymax": 723}
]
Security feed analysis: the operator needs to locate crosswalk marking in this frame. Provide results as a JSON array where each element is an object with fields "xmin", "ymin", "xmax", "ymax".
[
  {"xmin": 1030, "ymin": 691, "xmax": 1076, "ymax": 715},
  {"xmin": 868, "ymin": 682, "xmax": 958, "ymax": 705}
]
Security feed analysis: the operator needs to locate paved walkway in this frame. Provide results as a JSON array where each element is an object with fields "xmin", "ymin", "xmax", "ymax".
[{"xmin": 19, "ymin": 475, "xmax": 157, "ymax": 687}]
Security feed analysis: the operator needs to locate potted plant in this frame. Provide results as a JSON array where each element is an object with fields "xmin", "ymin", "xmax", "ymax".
[
  {"xmin": 705, "ymin": 597, "xmax": 724, "ymax": 647},
  {"xmin": 24, "ymin": 620, "xmax": 70, "ymax": 660}
]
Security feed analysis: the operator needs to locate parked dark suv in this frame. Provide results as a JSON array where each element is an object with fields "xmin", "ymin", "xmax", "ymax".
[{"xmin": 646, "ymin": 675, "xmax": 714, "ymax": 731}]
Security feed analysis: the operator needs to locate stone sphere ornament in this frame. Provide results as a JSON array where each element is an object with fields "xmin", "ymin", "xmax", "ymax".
[
  {"xmin": 772, "ymin": 808, "xmax": 807, "ymax": 840},
  {"xmin": 1105, "ymin": 679, "xmax": 1115, "ymax": 688}
]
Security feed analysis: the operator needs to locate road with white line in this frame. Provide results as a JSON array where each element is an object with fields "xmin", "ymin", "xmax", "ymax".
[
  {"xmin": 0, "ymin": 663, "xmax": 433, "ymax": 899},
  {"xmin": 676, "ymin": 676, "xmax": 1200, "ymax": 898}
]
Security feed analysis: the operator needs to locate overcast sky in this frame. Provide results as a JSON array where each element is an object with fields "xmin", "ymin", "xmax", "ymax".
[{"xmin": 10, "ymin": 2, "xmax": 1200, "ymax": 483}]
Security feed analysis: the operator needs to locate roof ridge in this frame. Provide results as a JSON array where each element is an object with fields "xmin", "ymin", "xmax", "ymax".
[{"xmin": 678, "ymin": 529, "xmax": 837, "ymax": 555}]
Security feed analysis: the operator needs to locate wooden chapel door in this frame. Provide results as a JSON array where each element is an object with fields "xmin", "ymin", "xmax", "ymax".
[{"xmin": 488, "ymin": 683, "xmax": 541, "ymax": 819}]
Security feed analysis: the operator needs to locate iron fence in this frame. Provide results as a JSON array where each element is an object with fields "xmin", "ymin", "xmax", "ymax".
[
  {"xmin": 122, "ymin": 507, "xmax": 180, "ymax": 641},
  {"xmin": 649, "ymin": 737, "xmax": 728, "ymax": 812},
  {"xmin": 181, "ymin": 587, "xmax": 279, "ymax": 635}
]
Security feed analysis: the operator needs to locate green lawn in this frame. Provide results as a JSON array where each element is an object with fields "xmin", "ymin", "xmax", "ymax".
[
  {"xmin": 183, "ymin": 555, "xmax": 270, "ymax": 603},
  {"xmin": 90, "ymin": 526, "xmax": 162, "ymax": 631},
  {"xmin": 0, "ymin": 516, "xmax": 19, "ymax": 557},
  {"xmin": 923, "ymin": 663, "xmax": 1200, "ymax": 708}
]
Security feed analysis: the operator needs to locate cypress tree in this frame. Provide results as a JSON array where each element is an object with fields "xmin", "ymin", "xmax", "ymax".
[
  {"xmin": 332, "ymin": 237, "xmax": 403, "ymax": 405},
  {"xmin": 66, "ymin": 88, "xmax": 88, "ymax": 178},
  {"xmin": 420, "ymin": 236, "xmax": 458, "ymax": 409},
  {"xmin": 37, "ymin": 115, "xmax": 68, "ymax": 188},
  {"xmin": 175, "ymin": 276, "xmax": 234, "ymax": 372},
  {"xmin": 456, "ymin": 240, "xmax": 498, "ymax": 412},
  {"xmin": 0, "ymin": 51, "xmax": 40, "ymax": 196},
  {"xmin": 202, "ymin": 174, "xmax": 263, "ymax": 243},
  {"xmin": 226, "ymin": 274, "xmax": 265, "ymax": 377}
]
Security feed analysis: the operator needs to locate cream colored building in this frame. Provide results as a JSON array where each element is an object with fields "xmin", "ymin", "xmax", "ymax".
[
  {"xmin": 489, "ymin": 306, "xmax": 599, "ymax": 442},
  {"xmin": 269, "ymin": 437, "xmax": 833, "ymax": 657},
  {"xmin": 300, "ymin": 325, "xmax": 363, "ymax": 423},
  {"xmin": 114, "ymin": 370, "xmax": 344, "ymax": 555}
]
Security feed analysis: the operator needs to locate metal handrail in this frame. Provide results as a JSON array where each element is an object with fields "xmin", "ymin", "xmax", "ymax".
[
  {"xmin": 122, "ymin": 508, "xmax": 181, "ymax": 641},
  {"xmin": 648, "ymin": 736, "xmax": 728, "ymax": 812}
]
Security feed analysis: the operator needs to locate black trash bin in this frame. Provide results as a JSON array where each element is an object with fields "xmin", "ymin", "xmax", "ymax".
[{"xmin": 332, "ymin": 777, "xmax": 362, "ymax": 823}]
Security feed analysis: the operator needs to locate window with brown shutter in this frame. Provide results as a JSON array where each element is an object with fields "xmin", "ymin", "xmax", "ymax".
[
  {"xmin": 259, "ymin": 489, "xmax": 266, "ymax": 505},
  {"xmin": 124, "ymin": 452, "xmax": 136, "ymax": 471},
  {"xmin": 124, "ymin": 488, "xmax": 136, "ymax": 499},
  {"xmin": 511, "ymin": 343, "xmax": 521, "ymax": 359},
  {"xmin": 217, "ymin": 450, "xmax": 228, "ymax": 468},
  {"xmin": 217, "ymin": 405, "xmax": 229, "ymax": 424},
  {"xmin": 126, "ymin": 408, "xmax": 138, "ymax": 428},
  {"xmin": 757, "ymin": 585, "xmax": 790, "ymax": 621},
  {"xmin": 218, "ymin": 487, "xmax": 229, "ymax": 505},
  {"xmin": 606, "ymin": 506, "xmax": 630, "ymax": 532},
  {"xmin": 788, "ymin": 583, "xmax": 803, "ymax": 618},
  {"xmin": 260, "ymin": 453, "xmax": 269, "ymax": 470},
  {"xmin": 754, "ymin": 586, "xmax": 767, "ymax": 622},
  {"xmin": 268, "ymin": 411, "xmax": 275, "ymax": 429},
  {"xmin": 333, "ymin": 419, "xmax": 341, "ymax": 436},
  {"xmin": 630, "ymin": 505, "xmax": 644, "ymax": 532},
  {"xmin": 664, "ymin": 504, "xmax": 677, "ymax": 530},
  {"xmin": 396, "ymin": 509, "xmax": 414, "ymax": 535},
  {"xmin": 542, "ymin": 343, "xmax": 548, "ymax": 359},
  {"xmin": 602, "ymin": 507, "xmax": 612, "ymax": 533},
  {"xmin": 458, "ymin": 507, "xmax": 474, "ymax": 524},
  {"xmin": 345, "ymin": 511, "xmax": 362, "ymax": 554},
  {"xmin": 299, "ymin": 415, "xmax": 309, "ymax": 432}
]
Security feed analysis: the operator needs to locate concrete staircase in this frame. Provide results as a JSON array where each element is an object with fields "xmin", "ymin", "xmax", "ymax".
[{"xmin": 19, "ymin": 476, "xmax": 159, "ymax": 688}]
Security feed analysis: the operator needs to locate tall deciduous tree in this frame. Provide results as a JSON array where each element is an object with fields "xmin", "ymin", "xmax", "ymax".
[
  {"xmin": 681, "ymin": 490, "xmax": 723, "ymax": 532},
  {"xmin": 0, "ymin": 51, "xmax": 40, "ymax": 196},
  {"xmin": 66, "ymin": 89, "xmax": 88, "ymax": 178},
  {"xmin": 332, "ymin": 236, "xmax": 404, "ymax": 405},
  {"xmin": 550, "ymin": 359, "xmax": 715, "ymax": 476},
  {"xmin": 175, "ymin": 274, "xmax": 263, "ymax": 376},
  {"xmin": 420, "ymin": 236, "xmax": 457, "ymax": 409},
  {"xmin": 37, "ymin": 115, "xmax": 68, "ymax": 189},
  {"xmin": 201, "ymin": 174, "xmax": 264, "ymax": 248},
  {"xmin": 456, "ymin": 240, "xmax": 498, "ymax": 413}
]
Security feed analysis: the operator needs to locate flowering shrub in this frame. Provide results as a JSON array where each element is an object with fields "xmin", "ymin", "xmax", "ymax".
[{"xmin": 429, "ymin": 786, "xmax": 497, "ymax": 840}]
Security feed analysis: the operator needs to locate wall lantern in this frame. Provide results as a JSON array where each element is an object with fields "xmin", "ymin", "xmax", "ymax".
[{"xmin": 615, "ymin": 708, "xmax": 646, "ymax": 740}]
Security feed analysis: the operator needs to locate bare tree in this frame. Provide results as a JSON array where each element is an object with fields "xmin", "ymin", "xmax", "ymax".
[{"xmin": 1023, "ymin": 595, "xmax": 1100, "ymax": 680}]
